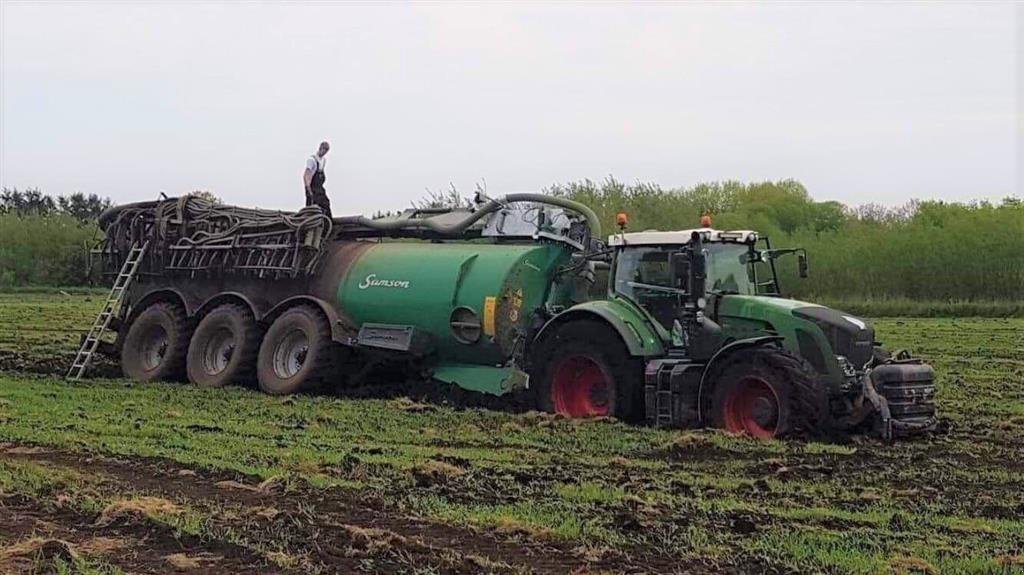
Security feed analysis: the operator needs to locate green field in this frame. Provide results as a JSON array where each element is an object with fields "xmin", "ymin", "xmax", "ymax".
[{"xmin": 0, "ymin": 293, "xmax": 1022, "ymax": 574}]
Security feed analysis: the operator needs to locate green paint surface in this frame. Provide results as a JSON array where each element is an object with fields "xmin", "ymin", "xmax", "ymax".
[
  {"xmin": 561, "ymin": 296, "xmax": 667, "ymax": 357},
  {"xmin": 338, "ymin": 241, "xmax": 569, "ymax": 370},
  {"xmin": 717, "ymin": 294, "xmax": 845, "ymax": 379},
  {"xmin": 432, "ymin": 363, "xmax": 529, "ymax": 395}
]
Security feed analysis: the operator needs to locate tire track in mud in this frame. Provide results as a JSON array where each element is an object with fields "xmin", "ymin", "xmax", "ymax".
[
  {"xmin": 1, "ymin": 445, "xmax": 713, "ymax": 574},
  {"xmin": 0, "ymin": 493, "xmax": 288, "ymax": 574}
]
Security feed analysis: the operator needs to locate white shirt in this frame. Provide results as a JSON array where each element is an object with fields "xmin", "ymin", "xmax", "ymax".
[{"xmin": 306, "ymin": 154, "xmax": 326, "ymax": 173}]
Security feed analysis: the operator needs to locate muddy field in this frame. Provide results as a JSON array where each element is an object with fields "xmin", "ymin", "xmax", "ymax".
[{"xmin": 0, "ymin": 292, "xmax": 1022, "ymax": 574}]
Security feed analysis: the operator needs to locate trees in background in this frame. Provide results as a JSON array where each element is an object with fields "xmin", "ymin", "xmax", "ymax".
[
  {"xmin": 0, "ymin": 188, "xmax": 110, "ymax": 286},
  {"xmin": 1, "ymin": 187, "xmax": 112, "ymax": 221},
  {"xmin": 1, "ymin": 183, "xmax": 1021, "ymax": 303},
  {"xmin": 550, "ymin": 177, "xmax": 1023, "ymax": 302}
]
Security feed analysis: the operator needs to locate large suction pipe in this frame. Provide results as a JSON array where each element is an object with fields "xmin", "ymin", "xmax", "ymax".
[{"xmin": 333, "ymin": 193, "xmax": 602, "ymax": 239}]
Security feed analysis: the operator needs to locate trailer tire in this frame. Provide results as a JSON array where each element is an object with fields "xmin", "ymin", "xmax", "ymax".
[
  {"xmin": 257, "ymin": 305, "xmax": 335, "ymax": 395},
  {"xmin": 121, "ymin": 302, "xmax": 190, "ymax": 382},
  {"xmin": 708, "ymin": 346, "xmax": 827, "ymax": 439},
  {"xmin": 531, "ymin": 320, "xmax": 643, "ymax": 422},
  {"xmin": 186, "ymin": 304, "xmax": 260, "ymax": 388}
]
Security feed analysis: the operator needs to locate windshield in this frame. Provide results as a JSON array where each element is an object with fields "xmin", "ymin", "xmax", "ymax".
[
  {"xmin": 614, "ymin": 243, "xmax": 756, "ymax": 302},
  {"xmin": 613, "ymin": 246, "xmax": 678, "ymax": 329},
  {"xmin": 705, "ymin": 243, "xmax": 755, "ymax": 295}
]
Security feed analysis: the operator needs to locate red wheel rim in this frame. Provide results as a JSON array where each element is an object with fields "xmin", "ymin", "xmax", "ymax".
[
  {"xmin": 550, "ymin": 354, "xmax": 613, "ymax": 417},
  {"xmin": 723, "ymin": 376, "xmax": 781, "ymax": 439}
]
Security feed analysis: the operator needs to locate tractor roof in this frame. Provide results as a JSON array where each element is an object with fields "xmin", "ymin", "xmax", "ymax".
[{"xmin": 607, "ymin": 228, "xmax": 759, "ymax": 247}]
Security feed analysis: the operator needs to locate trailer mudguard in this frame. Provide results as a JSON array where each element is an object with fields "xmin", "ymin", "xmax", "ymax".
[
  {"xmin": 264, "ymin": 295, "xmax": 351, "ymax": 343},
  {"xmin": 535, "ymin": 299, "xmax": 665, "ymax": 357},
  {"xmin": 695, "ymin": 335, "xmax": 785, "ymax": 423}
]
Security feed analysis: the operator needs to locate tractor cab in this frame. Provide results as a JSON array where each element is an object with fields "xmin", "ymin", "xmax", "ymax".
[
  {"xmin": 607, "ymin": 227, "xmax": 812, "ymax": 331},
  {"xmin": 607, "ymin": 228, "xmax": 760, "ymax": 329}
]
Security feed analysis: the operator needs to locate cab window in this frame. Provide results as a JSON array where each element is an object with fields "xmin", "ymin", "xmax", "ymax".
[{"xmin": 614, "ymin": 247, "xmax": 677, "ymax": 329}]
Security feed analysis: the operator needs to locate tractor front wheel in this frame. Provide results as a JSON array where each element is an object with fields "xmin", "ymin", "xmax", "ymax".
[{"xmin": 709, "ymin": 347, "xmax": 826, "ymax": 439}]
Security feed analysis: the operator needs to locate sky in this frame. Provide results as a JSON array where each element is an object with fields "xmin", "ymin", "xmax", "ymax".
[{"xmin": 1, "ymin": 2, "xmax": 1019, "ymax": 215}]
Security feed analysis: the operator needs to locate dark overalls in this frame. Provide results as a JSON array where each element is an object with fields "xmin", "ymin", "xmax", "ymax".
[{"xmin": 306, "ymin": 156, "xmax": 332, "ymax": 218}]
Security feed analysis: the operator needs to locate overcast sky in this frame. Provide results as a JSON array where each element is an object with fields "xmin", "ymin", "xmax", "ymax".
[{"xmin": 1, "ymin": 2, "xmax": 1019, "ymax": 215}]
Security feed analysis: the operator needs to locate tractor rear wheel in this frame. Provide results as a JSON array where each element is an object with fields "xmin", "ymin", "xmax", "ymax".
[
  {"xmin": 708, "ymin": 347, "xmax": 827, "ymax": 439},
  {"xmin": 121, "ymin": 301, "xmax": 191, "ymax": 382},
  {"xmin": 257, "ymin": 305, "xmax": 336, "ymax": 395},
  {"xmin": 532, "ymin": 321, "xmax": 643, "ymax": 421},
  {"xmin": 186, "ymin": 304, "xmax": 261, "ymax": 388}
]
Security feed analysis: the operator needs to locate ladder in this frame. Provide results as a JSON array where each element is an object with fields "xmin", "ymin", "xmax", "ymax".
[{"xmin": 66, "ymin": 241, "xmax": 149, "ymax": 380}]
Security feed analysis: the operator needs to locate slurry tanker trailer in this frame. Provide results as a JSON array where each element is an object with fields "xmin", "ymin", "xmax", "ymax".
[{"xmin": 87, "ymin": 193, "xmax": 936, "ymax": 439}]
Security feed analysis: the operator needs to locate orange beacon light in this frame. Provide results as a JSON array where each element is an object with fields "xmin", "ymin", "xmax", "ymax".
[{"xmin": 616, "ymin": 212, "xmax": 629, "ymax": 230}]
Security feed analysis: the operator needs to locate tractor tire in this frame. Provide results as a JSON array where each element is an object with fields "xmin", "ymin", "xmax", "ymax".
[
  {"xmin": 186, "ymin": 304, "xmax": 261, "ymax": 388},
  {"xmin": 256, "ymin": 305, "xmax": 336, "ymax": 395},
  {"xmin": 708, "ymin": 346, "xmax": 828, "ymax": 439},
  {"xmin": 531, "ymin": 320, "xmax": 643, "ymax": 422},
  {"xmin": 121, "ymin": 302, "xmax": 191, "ymax": 382}
]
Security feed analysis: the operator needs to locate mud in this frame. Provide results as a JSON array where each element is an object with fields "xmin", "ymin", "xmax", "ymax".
[
  {"xmin": 0, "ymin": 493, "xmax": 286, "ymax": 575},
  {"xmin": 1, "ymin": 446, "xmax": 718, "ymax": 574}
]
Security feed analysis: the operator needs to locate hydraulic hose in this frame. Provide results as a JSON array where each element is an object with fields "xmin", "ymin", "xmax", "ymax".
[{"xmin": 333, "ymin": 192, "xmax": 602, "ymax": 239}]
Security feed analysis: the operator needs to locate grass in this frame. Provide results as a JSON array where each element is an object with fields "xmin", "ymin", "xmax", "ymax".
[
  {"xmin": 0, "ymin": 294, "xmax": 1023, "ymax": 573},
  {"xmin": 813, "ymin": 297, "xmax": 1024, "ymax": 318},
  {"xmin": 0, "ymin": 285, "xmax": 108, "ymax": 295}
]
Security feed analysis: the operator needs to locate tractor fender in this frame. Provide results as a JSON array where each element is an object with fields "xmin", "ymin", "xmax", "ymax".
[
  {"xmin": 696, "ymin": 335, "xmax": 785, "ymax": 424},
  {"xmin": 263, "ymin": 295, "xmax": 352, "ymax": 344},
  {"xmin": 532, "ymin": 302, "xmax": 664, "ymax": 358}
]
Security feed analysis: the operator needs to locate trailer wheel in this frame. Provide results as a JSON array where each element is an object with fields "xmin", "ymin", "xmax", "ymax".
[
  {"xmin": 257, "ymin": 305, "xmax": 335, "ymax": 395},
  {"xmin": 532, "ymin": 321, "xmax": 643, "ymax": 421},
  {"xmin": 121, "ymin": 301, "xmax": 190, "ymax": 382},
  {"xmin": 708, "ymin": 347, "xmax": 826, "ymax": 439},
  {"xmin": 186, "ymin": 304, "xmax": 260, "ymax": 388}
]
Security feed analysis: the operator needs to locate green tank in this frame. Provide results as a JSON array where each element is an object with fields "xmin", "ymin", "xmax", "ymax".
[{"xmin": 332, "ymin": 241, "xmax": 570, "ymax": 360}]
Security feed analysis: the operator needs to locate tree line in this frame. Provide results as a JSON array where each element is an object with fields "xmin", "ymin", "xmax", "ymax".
[
  {"xmin": 0, "ymin": 188, "xmax": 112, "ymax": 287},
  {"xmin": 548, "ymin": 178, "xmax": 1023, "ymax": 303},
  {"xmin": 1, "ymin": 184, "xmax": 1021, "ymax": 308},
  {"xmin": 1, "ymin": 187, "xmax": 112, "ymax": 221}
]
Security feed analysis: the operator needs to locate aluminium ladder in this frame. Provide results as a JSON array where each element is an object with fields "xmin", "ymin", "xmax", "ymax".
[{"xmin": 66, "ymin": 241, "xmax": 149, "ymax": 380}]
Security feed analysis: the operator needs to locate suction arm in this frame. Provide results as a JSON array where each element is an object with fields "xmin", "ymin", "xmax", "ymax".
[{"xmin": 332, "ymin": 193, "xmax": 601, "ymax": 239}]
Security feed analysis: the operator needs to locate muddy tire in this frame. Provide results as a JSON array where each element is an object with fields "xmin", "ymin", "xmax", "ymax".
[
  {"xmin": 121, "ymin": 302, "xmax": 191, "ymax": 382},
  {"xmin": 531, "ymin": 320, "xmax": 643, "ymax": 422},
  {"xmin": 186, "ymin": 304, "xmax": 261, "ymax": 388},
  {"xmin": 708, "ymin": 346, "xmax": 827, "ymax": 439},
  {"xmin": 257, "ymin": 305, "xmax": 336, "ymax": 395}
]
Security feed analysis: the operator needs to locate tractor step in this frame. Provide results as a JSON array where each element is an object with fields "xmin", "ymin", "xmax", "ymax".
[{"xmin": 644, "ymin": 359, "xmax": 703, "ymax": 428}]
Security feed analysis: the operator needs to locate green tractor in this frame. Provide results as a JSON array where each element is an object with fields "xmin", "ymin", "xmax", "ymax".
[
  {"xmin": 88, "ymin": 193, "xmax": 936, "ymax": 440},
  {"xmin": 542, "ymin": 224, "xmax": 937, "ymax": 440}
]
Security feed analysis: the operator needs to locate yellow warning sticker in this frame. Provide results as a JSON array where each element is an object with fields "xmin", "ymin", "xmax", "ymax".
[{"xmin": 483, "ymin": 296, "xmax": 497, "ymax": 337}]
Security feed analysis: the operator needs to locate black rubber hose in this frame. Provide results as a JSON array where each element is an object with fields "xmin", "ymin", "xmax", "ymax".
[{"xmin": 332, "ymin": 192, "xmax": 602, "ymax": 238}]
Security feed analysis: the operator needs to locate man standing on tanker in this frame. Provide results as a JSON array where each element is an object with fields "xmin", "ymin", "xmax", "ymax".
[{"xmin": 303, "ymin": 141, "xmax": 331, "ymax": 218}]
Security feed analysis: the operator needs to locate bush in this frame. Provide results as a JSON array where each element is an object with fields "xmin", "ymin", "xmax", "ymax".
[
  {"xmin": 0, "ymin": 214, "xmax": 99, "ymax": 287},
  {"xmin": 550, "ymin": 178, "xmax": 1023, "ymax": 303}
]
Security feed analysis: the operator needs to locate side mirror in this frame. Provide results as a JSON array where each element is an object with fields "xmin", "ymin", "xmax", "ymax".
[{"xmin": 798, "ymin": 253, "xmax": 809, "ymax": 278}]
